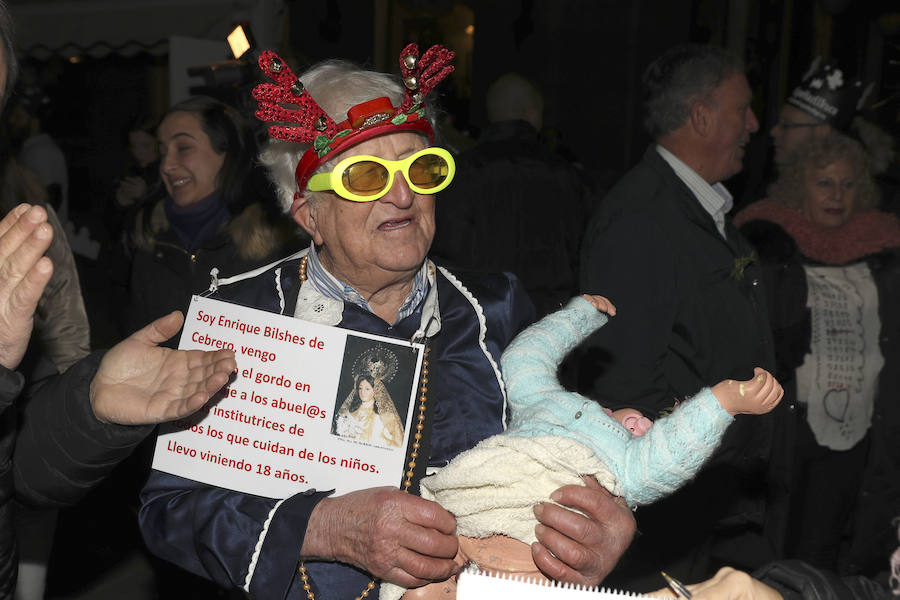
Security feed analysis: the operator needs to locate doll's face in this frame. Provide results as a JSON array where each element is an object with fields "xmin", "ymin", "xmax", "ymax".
[{"xmin": 402, "ymin": 535, "xmax": 548, "ymax": 600}]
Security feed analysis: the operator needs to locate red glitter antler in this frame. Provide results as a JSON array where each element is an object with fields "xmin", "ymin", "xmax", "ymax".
[
  {"xmin": 252, "ymin": 51, "xmax": 341, "ymax": 143},
  {"xmin": 398, "ymin": 43, "xmax": 455, "ymax": 113},
  {"xmin": 252, "ymin": 44, "xmax": 455, "ymax": 198}
]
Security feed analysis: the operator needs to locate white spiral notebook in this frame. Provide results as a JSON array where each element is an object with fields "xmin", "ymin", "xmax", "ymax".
[{"xmin": 456, "ymin": 565, "xmax": 664, "ymax": 599}]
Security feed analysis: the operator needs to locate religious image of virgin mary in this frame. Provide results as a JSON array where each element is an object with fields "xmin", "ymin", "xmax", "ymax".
[{"xmin": 333, "ymin": 345, "xmax": 405, "ymax": 448}]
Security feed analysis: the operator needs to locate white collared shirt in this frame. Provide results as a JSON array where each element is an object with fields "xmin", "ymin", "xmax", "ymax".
[
  {"xmin": 656, "ymin": 144, "xmax": 733, "ymax": 238},
  {"xmin": 305, "ymin": 242, "xmax": 430, "ymax": 324}
]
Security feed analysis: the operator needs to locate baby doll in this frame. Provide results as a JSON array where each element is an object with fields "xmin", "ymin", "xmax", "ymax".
[{"xmin": 383, "ymin": 295, "xmax": 783, "ymax": 600}]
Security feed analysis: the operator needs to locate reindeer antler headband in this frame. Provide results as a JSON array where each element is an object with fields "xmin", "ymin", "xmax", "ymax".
[{"xmin": 253, "ymin": 43, "xmax": 455, "ymax": 197}]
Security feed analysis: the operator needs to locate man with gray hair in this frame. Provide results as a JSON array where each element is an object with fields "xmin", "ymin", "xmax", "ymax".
[{"xmin": 578, "ymin": 44, "xmax": 781, "ymax": 589}]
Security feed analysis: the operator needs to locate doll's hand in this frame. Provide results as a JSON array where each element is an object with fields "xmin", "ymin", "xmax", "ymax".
[
  {"xmin": 581, "ymin": 294, "xmax": 616, "ymax": 316},
  {"xmin": 711, "ymin": 367, "xmax": 783, "ymax": 416},
  {"xmin": 609, "ymin": 408, "xmax": 653, "ymax": 436}
]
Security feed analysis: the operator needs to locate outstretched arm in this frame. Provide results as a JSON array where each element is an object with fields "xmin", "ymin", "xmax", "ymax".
[
  {"xmin": 500, "ymin": 296, "xmax": 737, "ymax": 508},
  {"xmin": 90, "ymin": 310, "xmax": 236, "ymax": 425},
  {"xmin": 15, "ymin": 312, "xmax": 236, "ymax": 508},
  {"xmin": 501, "ymin": 295, "xmax": 613, "ymax": 407},
  {"xmin": 613, "ymin": 368, "xmax": 781, "ymax": 506}
]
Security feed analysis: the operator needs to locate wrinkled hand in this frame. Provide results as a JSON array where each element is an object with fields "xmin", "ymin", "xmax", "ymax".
[
  {"xmin": 532, "ymin": 476, "xmax": 636, "ymax": 586},
  {"xmin": 581, "ymin": 294, "xmax": 617, "ymax": 316},
  {"xmin": 712, "ymin": 367, "xmax": 783, "ymax": 416},
  {"xmin": 90, "ymin": 311, "xmax": 236, "ymax": 425},
  {"xmin": 0, "ymin": 204, "xmax": 54, "ymax": 370},
  {"xmin": 304, "ymin": 487, "xmax": 459, "ymax": 587},
  {"xmin": 651, "ymin": 567, "xmax": 783, "ymax": 600}
]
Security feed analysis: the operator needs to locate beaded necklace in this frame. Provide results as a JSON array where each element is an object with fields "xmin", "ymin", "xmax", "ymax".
[{"xmin": 297, "ymin": 255, "xmax": 431, "ymax": 600}]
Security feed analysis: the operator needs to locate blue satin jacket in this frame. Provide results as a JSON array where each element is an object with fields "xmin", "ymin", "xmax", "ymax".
[{"xmin": 139, "ymin": 253, "xmax": 534, "ymax": 599}]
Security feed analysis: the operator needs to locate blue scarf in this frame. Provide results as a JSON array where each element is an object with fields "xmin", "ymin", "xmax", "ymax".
[{"xmin": 164, "ymin": 192, "xmax": 229, "ymax": 252}]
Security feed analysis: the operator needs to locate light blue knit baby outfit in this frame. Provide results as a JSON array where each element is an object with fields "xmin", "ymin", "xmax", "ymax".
[
  {"xmin": 382, "ymin": 298, "xmax": 737, "ymax": 600},
  {"xmin": 501, "ymin": 296, "xmax": 733, "ymax": 506}
]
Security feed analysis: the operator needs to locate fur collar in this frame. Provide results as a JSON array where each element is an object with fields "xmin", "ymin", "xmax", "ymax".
[
  {"xmin": 133, "ymin": 200, "xmax": 296, "ymax": 261},
  {"xmin": 734, "ymin": 199, "xmax": 900, "ymax": 265}
]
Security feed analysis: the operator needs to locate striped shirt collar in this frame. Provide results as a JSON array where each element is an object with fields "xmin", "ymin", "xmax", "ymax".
[
  {"xmin": 656, "ymin": 144, "xmax": 733, "ymax": 238},
  {"xmin": 304, "ymin": 242, "xmax": 431, "ymax": 323}
]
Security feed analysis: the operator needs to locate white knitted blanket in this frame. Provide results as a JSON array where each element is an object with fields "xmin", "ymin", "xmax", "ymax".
[
  {"xmin": 421, "ymin": 435, "xmax": 621, "ymax": 543},
  {"xmin": 379, "ymin": 435, "xmax": 620, "ymax": 600}
]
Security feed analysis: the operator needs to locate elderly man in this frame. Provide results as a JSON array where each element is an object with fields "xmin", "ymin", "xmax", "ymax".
[
  {"xmin": 0, "ymin": 3, "xmax": 237, "ymax": 597},
  {"xmin": 579, "ymin": 44, "xmax": 778, "ymax": 588},
  {"xmin": 139, "ymin": 46, "xmax": 636, "ymax": 600}
]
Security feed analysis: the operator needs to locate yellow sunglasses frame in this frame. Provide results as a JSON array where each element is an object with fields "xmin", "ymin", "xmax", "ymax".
[{"xmin": 306, "ymin": 147, "xmax": 456, "ymax": 202}]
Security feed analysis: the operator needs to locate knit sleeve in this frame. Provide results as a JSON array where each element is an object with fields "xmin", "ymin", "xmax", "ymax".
[
  {"xmin": 615, "ymin": 388, "xmax": 732, "ymax": 506},
  {"xmin": 500, "ymin": 296, "xmax": 606, "ymax": 408},
  {"xmin": 501, "ymin": 297, "xmax": 734, "ymax": 508}
]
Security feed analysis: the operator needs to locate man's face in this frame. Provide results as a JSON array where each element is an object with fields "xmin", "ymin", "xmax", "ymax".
[
  {"xmin": 703, "ymin": 72, "xmax": 759, "ymax": 183},
  {"xmin": 294, "ymin": 131, "xmax": 437, "ymax": 288},
  {"xmin": 770, "ymin": 104, "xmax": 828, "ymax": 167}
]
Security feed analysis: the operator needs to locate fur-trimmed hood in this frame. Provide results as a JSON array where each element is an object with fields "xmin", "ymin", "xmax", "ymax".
[{"xmin": 132, "ymin": 199, "xmax": 301, "ymax": 261}]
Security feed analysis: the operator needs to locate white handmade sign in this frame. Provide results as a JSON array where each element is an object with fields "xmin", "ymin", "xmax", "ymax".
[{"xmin": 153, "ymin": 295, "xmax": 424, "ymax": 499}]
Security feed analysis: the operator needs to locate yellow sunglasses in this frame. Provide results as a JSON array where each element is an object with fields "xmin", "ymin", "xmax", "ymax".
[{"xmin": 307, "ymin": 147, "xmax": 456, "ymax": 202}]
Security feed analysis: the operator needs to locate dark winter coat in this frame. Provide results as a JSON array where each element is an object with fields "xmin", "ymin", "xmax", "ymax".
[
  {"xmin": 739, "ymin": 208, "xmax": 900, "ymax": 576},
  {"xmin": 139, "ymin": 251, "xmax": 535, "ymax": 600},
  {"xmin": 127, "ymin": 199, "xmax": 302, "ymax": 339},
  {"xmin": 579, "ymin": 145, "xmax": 781, "ymax": 581},
  {"xmin": 0, "ymin": 353, "xmax": 152, "ymax": 598}
]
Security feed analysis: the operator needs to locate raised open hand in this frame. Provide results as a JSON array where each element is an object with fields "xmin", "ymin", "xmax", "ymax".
[
  {"xmin": 90, "ymin": 311, "xmax": 236, "ymax": 425},
  {"xmin": 0, "ymin": 204, "xmax": 54, "ymax": 370}
]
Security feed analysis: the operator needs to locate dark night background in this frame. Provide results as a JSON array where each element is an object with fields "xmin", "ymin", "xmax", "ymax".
[
  {"xmin": 7, "ymin": 0, "xmax": 900, "ymax": 233},
  {"xmin": 4, "ymin": 0, "xmax": 899, "ymax": 597}
]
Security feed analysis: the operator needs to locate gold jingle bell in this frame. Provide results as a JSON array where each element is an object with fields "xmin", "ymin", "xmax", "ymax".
[
  {"xmin": 314, "ymin": 116, "xmax": 328, "ymax": 132},
  {"xmin": 269, "ymin": 57, "xmax": 283, "ymax": 73},
  {"xmin": 403, "ymin": 54, "xmax": 418, "ymax": 70},
  {"xmin": 412, "ymin": 92, "xmax": 424, "ymax": 104},
  {"xmin": 290, "ymin": 79, "xmax": 304, "ymax": 96},
  {"xmin": 403, "ymin": 76, "xmax": 418, "ymax": 90}
]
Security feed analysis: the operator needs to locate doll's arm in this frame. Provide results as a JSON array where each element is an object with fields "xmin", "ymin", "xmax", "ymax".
[{"xmin": 501, "ymin": 296, "xmax": 613, "ymax": 407}]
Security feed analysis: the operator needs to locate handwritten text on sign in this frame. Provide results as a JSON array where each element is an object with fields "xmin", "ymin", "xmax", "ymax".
[{"xmin": 153, "ymin": 295, "xmax": 423, "ymax": 499}]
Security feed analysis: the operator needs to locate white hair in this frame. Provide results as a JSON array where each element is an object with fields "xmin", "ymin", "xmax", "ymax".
[{"xmin": 258, "ymin": 59, "xmax": 407, "ymax": 212}]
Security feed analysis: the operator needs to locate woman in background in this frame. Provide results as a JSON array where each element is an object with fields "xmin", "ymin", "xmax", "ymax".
[
  {"xmin": 735, "ymin": 132, "xmax": 900, "ymax": 576},
  {"xmin": 126, "ymin": 96, "xmax": 302, "ymax": 338},
  {"xmin": 114, "ymin": 113, "xmax": 160, "ymax": 210}
]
